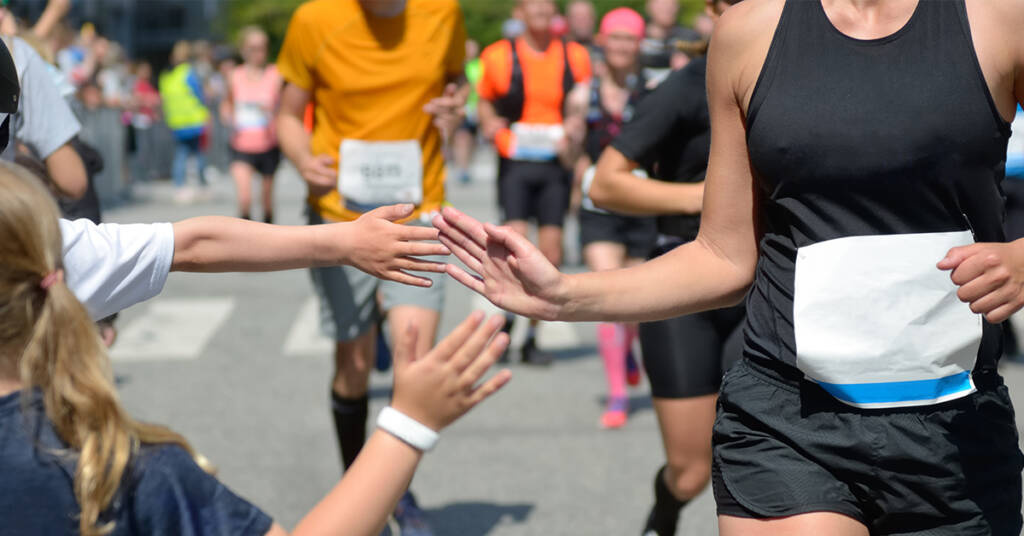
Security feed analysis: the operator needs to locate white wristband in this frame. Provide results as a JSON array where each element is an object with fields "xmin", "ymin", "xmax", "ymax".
[{"xmin": 376, "ymin": 407, "xmax": 440, "ymax": 452}]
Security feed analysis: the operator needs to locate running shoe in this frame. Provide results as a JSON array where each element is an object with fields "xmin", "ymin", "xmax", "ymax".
[
  {"xmin": 520, "ymin": 337, "xmax": 554, "ymax": 366},
  {"xmin": 601, "ymin": 396, "xmax": 628, "ymax": 429},
  {"xmin": 497, "ymin": 319, "xmax": 513, "ymax": 364},
  {"xmin": 394, "ymin": 491, "xmax": 434, "ymax": 536},
  {"xmin": 626, "ymin": 348, "xmax": 641, "ymax": 386}
]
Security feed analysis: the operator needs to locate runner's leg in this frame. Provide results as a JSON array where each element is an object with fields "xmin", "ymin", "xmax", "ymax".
[
  {"xmin": 719, "ymin": 512, "xmax": 869, "ymax": 536},
  {"xmin": 230, "ymin": 159, "xmax": 254, "ymax": 219}
]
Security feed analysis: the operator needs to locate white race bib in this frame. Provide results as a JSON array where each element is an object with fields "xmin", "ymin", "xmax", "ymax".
[
  {"xmin": 510, "ymin": 122, "xmax": 563, "ymax": 162},
  {"xmin": 338, "ymin": 139, "xmax": 423, "ymax": 207},
  {"xmin": 234, "ymin": 101, "xmax": 269, "ymax": 130},
  {"xmin": 793, "ymin": 231, "xmax": 981, "ymax": 409}
]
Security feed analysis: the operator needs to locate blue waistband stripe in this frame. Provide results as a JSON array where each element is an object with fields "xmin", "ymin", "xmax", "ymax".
[{"xmin": 816, "ymin": 371, "xmax": 973, "ymax": 405}]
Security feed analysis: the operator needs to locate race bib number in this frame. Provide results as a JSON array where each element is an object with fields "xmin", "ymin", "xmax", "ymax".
[
  {"xmin": 510, "ymin": 122, "xmax": 563, "ymax": 162},
  {"xmin": 793, "ymin": 231, "xmax": 981, "ymax": 409},
  {"xmin": 338, "ymin": 139, "xmax": 423, "ymax": 208},
  {"xmin": 234, "ymin": 101, "xmax": 269, "ymax": 130}
]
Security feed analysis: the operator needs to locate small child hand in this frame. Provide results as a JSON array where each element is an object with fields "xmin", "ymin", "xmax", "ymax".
[{"xmin": 392, "ymin": 312, "xmax": 512, "ymax": 431}]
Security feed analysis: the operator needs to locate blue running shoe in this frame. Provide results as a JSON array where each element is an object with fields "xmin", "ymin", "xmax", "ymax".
[{"xmin": 394, "ymin": 491, "xmax": 434, "ymax": 536}]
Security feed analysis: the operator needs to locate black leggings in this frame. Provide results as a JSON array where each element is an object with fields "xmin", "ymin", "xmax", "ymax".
[{"xmin": 640, "ymin": 304, "xmax": 746, "ymax": 398}]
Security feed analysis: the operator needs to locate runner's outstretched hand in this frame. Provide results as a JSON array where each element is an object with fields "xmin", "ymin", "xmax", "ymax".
[
  {"xmin": 338, "ymin": 204, "xmax": 450, "ymax": 287},
  {"xmin": 393, "ymin": 312, "xmax": 512, "ymax": 430},
  {"xmin": 938, "ymin": 241, "xmax": 1024, "ymax": 323},
  {"xmin": 432, "ymin": 206, "xmax": 567, "ymax": 321}
]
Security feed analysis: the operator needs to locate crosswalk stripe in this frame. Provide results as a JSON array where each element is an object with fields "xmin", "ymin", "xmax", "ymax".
[
  {"xmin": 110, "ymin": 298, "xmax": 235, "ymax": 362},
  {"xmin": 283, "ymin": 297, "xmax": 335, "ymax": 357}
]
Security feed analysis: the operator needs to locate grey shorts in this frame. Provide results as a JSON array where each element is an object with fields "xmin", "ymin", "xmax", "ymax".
[{"xmin": 307, "ymin": 211, "xmax": 446, "ymax": 342}]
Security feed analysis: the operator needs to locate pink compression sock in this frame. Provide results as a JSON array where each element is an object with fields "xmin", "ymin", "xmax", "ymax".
[{"xmin": 598, "ymin": 323, "xmax": 628, "ymax": 400}]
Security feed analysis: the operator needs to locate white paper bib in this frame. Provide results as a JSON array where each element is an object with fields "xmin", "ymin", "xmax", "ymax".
[
  {"xmin": 510, "ymin": 122, "xmax": 563, "ymax": 162},
  {"xmin": 234, "ymin": 101, "xmax": 269, "ymax": 130},
  {"xmin": 338, "ymin": 139, "xmax": 423, "ymax": 207},
  {"xmin": 792, "ymin": 231, "xmax": 981, "ymax": 409}
]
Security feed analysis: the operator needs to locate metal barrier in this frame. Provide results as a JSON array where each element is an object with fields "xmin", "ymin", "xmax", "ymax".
[{"xmin": 77, "ymin": 105, "xmax": 233, "ymax": 207}]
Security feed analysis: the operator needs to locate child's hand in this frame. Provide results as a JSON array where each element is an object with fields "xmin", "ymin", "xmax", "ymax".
[
  {"xmin": 332, "ymin": 204, "xmax": 451, "ymax": 287},
  {"xmin": 392, "ymin": 312, "xmax": 512, "ymax": 431}
]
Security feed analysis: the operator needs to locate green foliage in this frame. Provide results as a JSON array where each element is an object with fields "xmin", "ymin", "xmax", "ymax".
[
  {"xmin": 217, "ymin": 0, "xmax": 306, "ymax": 59},
  {"xmin": 219, "ymin": 0, "xmax": 709, "ymax": 59}
]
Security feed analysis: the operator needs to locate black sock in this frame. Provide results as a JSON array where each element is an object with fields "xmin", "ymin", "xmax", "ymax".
[
  {"xmin": 646, "ymin": 466, "xmax": 687, "ymax": 536},
  {"xmin": 330, "ymin": 391, "xmax": 368, "ymax": 471},
  {"xmin": 263, "ymin": 212, "xmax": 274, "ymax": 224},
  {"xmin": 240, "ymin": 212, "xmax": 251, "ymax": 220}
]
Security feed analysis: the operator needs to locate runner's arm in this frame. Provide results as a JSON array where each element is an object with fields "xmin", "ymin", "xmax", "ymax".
[
  {"xmin": 434, "ymin": 9, "xmax": 761, "ymax": 323},
  {"xmin": 277, "ymin": 82, "xmax": 335, "ymax": 196},
  {"xmin": 476, "ymin": 98, "xmax": 506, "ymax": 142},
  {"xmin": 589, "ymin": 147, "xmax": 704, "ymax": 216}
]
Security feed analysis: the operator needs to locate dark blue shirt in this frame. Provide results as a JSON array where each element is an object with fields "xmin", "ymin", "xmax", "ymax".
[{"xmin": 0, "ymin": 390, "xmax": 273, "ymax": 535}]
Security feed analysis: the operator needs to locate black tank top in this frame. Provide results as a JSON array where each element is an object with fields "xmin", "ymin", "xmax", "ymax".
[
  {"xmin": 583, "ymin": 75, "xmax": 645, "ymax": 163},
  {"xmin": 743, "ymin": 0, "xmax": 1010, "ymax": 384}
]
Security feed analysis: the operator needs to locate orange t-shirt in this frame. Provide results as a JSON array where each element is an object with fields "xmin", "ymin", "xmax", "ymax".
[
  {"xmin": 478, "ymin": 38, "xmax": 591, "ymax": 158},
  {"xmin": 277, "ymin": 0, "xmax": 466, "ymax": 222}
]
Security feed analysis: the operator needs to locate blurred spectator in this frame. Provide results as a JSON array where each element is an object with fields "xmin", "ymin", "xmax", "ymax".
[
  {"xmin": 693, "ymin": 13, "xmax": 714, "ymax": 39},
  {"xmin": 452, "ymin": 38, "xmax": 481, "ymax": 185},
  {"xmin": 566, "ymin": 0, "xmax": 601, "ymax": 65},
  {"xmin": 502, "ymin": 2, "xmax": 526, "ymax": 40},
  {"xmin": 130, "ymin": 60, "xmax": 160, "ymax": 182},
  {"xmin": 158, "ymin": 40, "xmax": 210, "ymax": 203},
  {"xmin": 639, "ymin": 0, "xmax": 700, "ymax": 87}
]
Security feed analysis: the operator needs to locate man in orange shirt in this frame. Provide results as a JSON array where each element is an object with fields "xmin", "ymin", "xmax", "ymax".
[
  {"xmin": 277, "ymin": 1, "xmax": 466, "ymax": 533},
  {"xmin": 477, "ymin": 0, "xmax": 591, "ymax": 365}
]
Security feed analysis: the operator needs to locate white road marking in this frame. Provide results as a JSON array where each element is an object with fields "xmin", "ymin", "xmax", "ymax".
[
  {"xmin": 469, "ymin": 294, "xmax": 582, "ymax": 349},
  {"xmin": 283, "ymin": 297, "xmax": 335, "ymax": 357},
  {"xmin": 110, "ymin": 298, "xmax": 235, "ymax": 362}
]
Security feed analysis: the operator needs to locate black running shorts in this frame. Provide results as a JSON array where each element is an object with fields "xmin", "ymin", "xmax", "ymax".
[
  {"xmin": 712, "ymin": 357, "xmax": 1024, "ymax": 535},
  {"xmin": 497, "ymin": 158, "xmax": 570, "ymax": 227},
  {"xmin": 579, "ymin": 209, "xmax": 657, "ymax": 259},
  {"xmin": 640, "ymin": 304, "xmax": 745, "ymax": 399},
  {"xmin": 231, "ymin": 147, "xmax": 281, "ymax": 177}
]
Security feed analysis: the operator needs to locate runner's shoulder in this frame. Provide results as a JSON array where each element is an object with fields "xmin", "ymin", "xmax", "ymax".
[{"xmin": 709, "ymin": 0, "xmax": 784, "ymax": 101}]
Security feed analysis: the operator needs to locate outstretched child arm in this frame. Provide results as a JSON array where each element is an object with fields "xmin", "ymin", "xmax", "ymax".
[
  {"xmin": 171, "ymin": 204, "xmax": 448, "ymax": 286},
  {"xmin": 265, "ymin": 312, "xmax": 511, "ymax": 536}
]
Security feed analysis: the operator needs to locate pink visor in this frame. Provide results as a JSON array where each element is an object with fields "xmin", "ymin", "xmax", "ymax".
[{"xmin": 599, "ymin": 7, "xmax": 645, "ymax": 39}]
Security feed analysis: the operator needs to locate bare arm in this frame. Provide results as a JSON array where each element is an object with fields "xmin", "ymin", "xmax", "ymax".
[
  {"xmin": 590, "ymin": 146, "xmax": 704, "ymax": 216},
  {"xmin": 45, "ymin": 143, "xmax": 87, "ymax": 200},
  {"xmin": 264, "ymin": 313, "xmax": 512, "ymax": 536},
  {"xmin": 559, "ymin": 83, "xmax": 588, "ymax": 169},
  {"xmin": 31, "ymin": 0, "xmax": 70, "ymax": 41},
  {"xmin": 277, "ymin": 83, "xmax": 336, "ymax": 197},
  {"xmin": 434, "ymin": 8, "xmax": 762, "ymax": 323},
  {"xmin": 476, "ymin": 98, "xmax": 506, "ymax": 142},
  {"xmin": 171, "ymin": 205, "xmax": 449, "ymax": 286}
]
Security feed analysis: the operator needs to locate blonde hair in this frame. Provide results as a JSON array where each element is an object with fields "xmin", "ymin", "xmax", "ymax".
[
  {"xmin": 169, "ymin": 40, "xmax": 191, "ymax": 66},
  {"xmin": 237, "ymin": 24, "xmax": 267, "ymax": 49},
  {"xmin": 0, "ymin": 162, "xmax": 208, "ymax": 536}
]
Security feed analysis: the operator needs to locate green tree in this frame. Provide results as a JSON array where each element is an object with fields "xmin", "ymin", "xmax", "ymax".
[
  {"xmin": 218, "ymin": 0, "xmax": 306, "ymax": 59},
  {"xmin": 219, "ymin": 0, "xmax": 709, "ymax": 58}
]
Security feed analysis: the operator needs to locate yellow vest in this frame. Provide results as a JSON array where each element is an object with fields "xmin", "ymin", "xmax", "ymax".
[{"xmin": 158, "ymin": 64, "xmax": 209, "ymax": 131}]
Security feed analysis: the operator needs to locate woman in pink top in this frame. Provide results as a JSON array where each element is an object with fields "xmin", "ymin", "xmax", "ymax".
[{"xmin": 222, "ymin": 26, "xmax": 281, "ymax": 222}]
